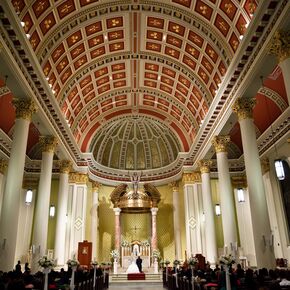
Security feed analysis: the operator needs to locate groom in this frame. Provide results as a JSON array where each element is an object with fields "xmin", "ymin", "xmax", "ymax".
[{"xmin": 136, "ymin": 256, "xmax": 142, "ymax": 272}]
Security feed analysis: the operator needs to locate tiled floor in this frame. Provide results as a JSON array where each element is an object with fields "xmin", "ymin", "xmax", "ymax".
[{"xmin": 109, "ymin": 282, "xmax": 164, "ymax": 289}]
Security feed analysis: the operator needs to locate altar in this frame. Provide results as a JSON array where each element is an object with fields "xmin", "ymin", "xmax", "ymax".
[{"xmin": 121, "ymin": 240, "xmax": 151, "ymax": 269}]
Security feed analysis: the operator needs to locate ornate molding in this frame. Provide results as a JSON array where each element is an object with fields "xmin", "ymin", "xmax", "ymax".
[
  {"xmin": 12, "ymin": 99, "xmax": 37, "ymax": 121},
  {"xmin": 212, "ymin": 135, "xmax": 231, "ymax": 153},
  {"xmin": 91, "ymin": 181, "xmax": 102, "ymax": 191},
  {"xmin": 59, "ymin": 159, "xmax": 72, "ymax": 174},
  {"xmin": 169, "ymin": 181, "xmax": 179, "ymax": 192},
  {"xmin": 232, "ymin": 97, "xmax": 256, "ymax": 121},
  {"xmin": 182, "ymin": 172, "xmax": 201, "ymax": 184},
  {"xmin": 231, "ymin": 175, "xmax": 247, "ymax": 188},
  {"xmin": 39, "ymin": 136, "xmax": 58, "ymax": 153},
  {"xmin": 261, "ymin": 158, "xmax": 270, "ymax": 175},
  {"xmin": 268, "ymin": 30, "xmax": 290, "ymax": 62},
  {"xmin": 197, "ymin": 159, "xmax": 212, "ymax": 174},
  {"xmin": 0, "ymin": 86, "xmax": 10, "ymax": 97},
  {"xmin": 0, "ymin": 159, "xmax": 8, "ymax": 174},
  {"xmin": 69, "ymin": 172, "xmax": 89, "ymax": 184}
]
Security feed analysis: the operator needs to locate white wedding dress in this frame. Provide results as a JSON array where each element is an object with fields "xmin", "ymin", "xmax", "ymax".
[{"xmin": 126, "ymin": 259, "xmax": 140, "ymax": 273}]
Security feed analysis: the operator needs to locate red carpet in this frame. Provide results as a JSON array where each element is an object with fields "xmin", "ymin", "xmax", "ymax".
[{"xmin": 127, "ymin": 273, "xmax": 145, "ymax": 280}]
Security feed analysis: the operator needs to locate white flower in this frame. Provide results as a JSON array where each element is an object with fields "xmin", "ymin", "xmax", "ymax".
[
  {"xmin": 91, "ymin": 260, "xmax": 98, "ymax": 266},
  {"xmin": 188, "ymin": 256, "xmax": 198, "ymax": 266},
  {"xmin": 219, "ymin": 254, "xmax": 235, "ymax": 266},
  {"xmin": 110, "ymin": 249, "xmax": 120, "ymax": 259},
  {"xmin": 164, "ymin": 259, "xmax": 170, "ymax": 265},
  {"xmin": 152, "ymin": 249, "xmax": 160, "ymax": 259},
  {"xmin": 67, "ymin": 257, "xmax": 79, "ymax": 267},
  {"xmin": 173, "ymin": 259, "xmax": 181, "ymax": 266},
  {"xmin": 121, "ymin": 240, "xmax": 130, "ymax": 247},
  {"xmin": 38, "ymin": 256, "xmax": 55, "ymax": 268}
]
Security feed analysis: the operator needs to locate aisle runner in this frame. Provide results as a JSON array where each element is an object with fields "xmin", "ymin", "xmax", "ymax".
[{"xmin": 127, "ymin": 273, "xmax": 146, "ymax": 280}]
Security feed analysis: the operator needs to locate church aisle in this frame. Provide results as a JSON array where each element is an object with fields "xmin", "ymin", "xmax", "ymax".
[{"xmin": 109, "ymin": 282, "xmax": 164, "ymax": 290}]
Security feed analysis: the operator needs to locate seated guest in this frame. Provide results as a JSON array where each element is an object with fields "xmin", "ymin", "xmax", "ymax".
[
  {"xmin": 24, "ymin": 263, "xmax": 30, "ymax": 274},
  {"xmin": 15, "ymin": 261, "xmax": 21, "ymax": 274},
  {"xmin": 279, "ymin": 270, "xmax": 290, "ymax": 286}
]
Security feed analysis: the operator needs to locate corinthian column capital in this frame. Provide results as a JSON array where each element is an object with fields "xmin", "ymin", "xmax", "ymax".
[
  {"xmin": 198, "ymin": 159, "xmax": 212, "ymax": 174},
  {"xmin": 182, "ymin": 172, "xmax": 201, "ymax": 184},
  {"xmin": 169, "ymin": 181, "xmax": 179, "ymax": 191},
  {"xmin": 0, "ymin": 159, "xmax": 8, "ymax": 174},
  {"xmin": 212, "ymin": 135, "xmax": 231, "ymax": 153},
  {"xmin": 39, "ymin": 136, "xmax": 58, "ymax": 153},
  {"xmin": 268, "ymin": 30, "xmax": 290, "ymax": 63},
  {"xmin": 232, "ymin": 97, "xmax": 256, "ymax": 120},
  {"xmin": 91, "ymin": 181, "xmax": 101, "ymax": 191},
  {"xmin": 69, "ymin": 172, "xmax": 88, "ymax": 184},
  {"xmin": 12, "ymin": 98, "xmax": 37, "ymax": 121},
  {"xmin": 59, "ymin": 160, "xmax": 72, "ymax": 174}
]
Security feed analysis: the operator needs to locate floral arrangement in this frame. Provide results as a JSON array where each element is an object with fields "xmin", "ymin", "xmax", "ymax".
[
  {"xmin": 110, "ymin": 249, "xmax": 120, "ymax": 259},
  {"xmin": 164, "ymin": 259, "xmax": 170, "ymax": 265},
  {"xmin": 67, "ymin": 257, "xmax": 79, "ymax": 267},
  {"xmin": 152, "ymin": 249, "xmax": 161, "ymax": 259},
  {"xmin": 38, "ymin": 256, "xmax": 55, "ymax": 268},
  {"xmin": 188, "ymin": 256, "xmax": 198, "ymax": 266},
  {"xmin": 173, "ymin": 259, "xmax": 181, "ymax": 266},
  {"xmin": 121, "ymin": 240, "xmax": 130, "ymax": 247},
  {"xmin": 141, "ymin": 240, "xmax": 150, "ymax": 247},
  {"xmin": 91, "ymin": 260, "xmax": 98, "ymax": 266},
  {"xmin": 219, "ymin": 254, "xmax": 235, "ymax": 266}
]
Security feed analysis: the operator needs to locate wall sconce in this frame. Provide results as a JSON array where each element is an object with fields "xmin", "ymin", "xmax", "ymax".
[
  {"xmin": 274, "ymin": 159, "xmax": 285, "ymax": 180},
  {"xmin": 215, "ymin": 204, "xmax": 221, "ymax": 216},
  {"xmin": 49, "ymin": 205, "xmax": 55, "ymax": 217},
  {"xmin": 237, "ymin": 188, "xmax": 245, "ymax": 203},
  {"xmin": 25, "ymin": 189, "xmax": 33, "ymax": 204}
]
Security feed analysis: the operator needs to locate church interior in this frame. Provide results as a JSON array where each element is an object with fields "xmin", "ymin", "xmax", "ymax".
[{"xmin": 0, "ymin": 0, "xmax": 289, "ymax": 277}]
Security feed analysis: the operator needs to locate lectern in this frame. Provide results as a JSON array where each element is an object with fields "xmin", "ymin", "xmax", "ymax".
[{"xmin": 78, "ymin": 240, "xmax": 92, "ymax": 269}]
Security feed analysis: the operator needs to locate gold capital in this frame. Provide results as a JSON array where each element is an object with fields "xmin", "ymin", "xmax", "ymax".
[
  {"xmin": 169, "ymin": 181, "xmax": 179, "ymax": 191},
  {"xmin": 232, "ymin": 97, "xmax": 256, "ymax": 120},
  {"xmin": 198, "ymin": 159, "xmax": 212, "ymax": 174},
  {"xmin": 231, "ymin": 175, "xmax": 247, "ymax": 188},
  {"xmin": 91, "ymin": 181, "xmax": 101, "ymax": 191},
  {"xmin": 268, "ymin": 30, "xmax": 290, "ymax": 62},
  {"xmin": 0, "ymin": 159, "xmax": 8, "ymax": 174},
  {"xmin": 69, "ymin": 172, "xmax": 88, "ymax": 184},
  {"xmin": 39, "ymin": 136, "xmax": 58, "ymax": 153},
  {"xmin": 182, "ymin": 172, "xmax": 201, "ymax": 184},
  {"xmin": 12, "ymin": 99, "xmax": 37, "ymax": 121},
  {"xmin": 261, "ymin": 158, "xmax": 270, "ymax": 175},
  {"xmin": 212, "ymin": 135, "xmax": 231, "ymax": 153},
  {"xmin": 59, "ymin": 160, "xmax": 72, "ymax": 174}
]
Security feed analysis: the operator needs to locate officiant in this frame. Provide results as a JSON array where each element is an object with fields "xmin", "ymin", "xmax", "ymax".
[{"xmin": 136, "ymin": 256, "xmax": 142, "ymax": 272}]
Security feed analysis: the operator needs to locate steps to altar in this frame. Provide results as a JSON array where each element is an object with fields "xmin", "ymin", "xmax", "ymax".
[{"xmin": 110, "ymin": 273, "xmax": 162, "ymax": 284}]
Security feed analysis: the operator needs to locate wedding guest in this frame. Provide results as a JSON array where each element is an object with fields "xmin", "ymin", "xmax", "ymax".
[{"xmin": 15, "ymin": 261, "xmax": 21, "ymax": 274}]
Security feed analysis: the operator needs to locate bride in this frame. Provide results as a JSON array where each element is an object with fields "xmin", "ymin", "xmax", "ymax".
[{"xmin": 126, "ymin": 256, "xmax": 140, "ymax": 273}]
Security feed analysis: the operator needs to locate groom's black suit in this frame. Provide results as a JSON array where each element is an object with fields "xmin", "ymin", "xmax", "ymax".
[{"xmin": 136, "ymin": 256, "xmax": 142, "ymax": 272}]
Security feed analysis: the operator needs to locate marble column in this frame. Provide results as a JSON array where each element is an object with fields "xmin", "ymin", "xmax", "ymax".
[
  {"xmin": 32, "ymin": 136, "xmax": 58, "ymax": 270},
  {"xmin": 151, "ymin": 207, "xmax": 158, "ymax": 251},
  {"xmin": 54, "ymin": 160, "xmax": 72, "ymax": 266},
  {"xmin": 0, "ymin": 99, "xmax": 36, "ymax": 272},
  {"xmin": 233, "ymin": 98, "xmax": 275, "ymax": 268},
  {"xmin": 268, "ymin": 30, "xmax": 290, "ymax": 104},
  {"xmin": 91, "ymin": 181, "xmax": 101, "ymax": 260},
  {"xmin": 170, "ymin": 181, "xmax": 182, "ymax": 260},
  {"xmin": 0, "ymin": 159, "xmax": 8, "ymax": 219},
  {"xmin": 113, "ymin": 207, "xmax": 121, "ymax": 251},
  {"xmin": 212, "ymin": 135, "xmax": 238, "ymax": 254},
  {"xmin": 198, "ymin": 160, "xmax": 218, "ymax": 266}
]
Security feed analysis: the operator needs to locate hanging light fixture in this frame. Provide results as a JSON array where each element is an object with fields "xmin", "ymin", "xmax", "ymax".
[
  {"xmin": 215, "ymin": 204, "xmax": 221, "ymax": 216},
  {"xmin": 237, "ymin": 188, "xmax": 245, "ymax": 203},
  {"xmin": 49, "ymin": 205, "xmax": 55, "ymax": 217},
  {"xmin": 25, "ymin": 189, "xmax": 33, "ymax": 204}
]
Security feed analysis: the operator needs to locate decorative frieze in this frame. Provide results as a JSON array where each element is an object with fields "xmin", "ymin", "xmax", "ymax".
[
  {"xmin": 212, "ymin": 135, "xmax": 231, "ymax": 153},
  {"xmin": 12, "ymin": 98, "xmax": 37, "ymax": 121},
  {"xmin": 69, "ymin": 172, "xmax": 88, "ymax": 184},
  {"xmin": 59, "ymin": 160, "xmax": 72, "ymax": 174},
  {"xmin": 0, "ymin": 159, "xmax": 8, "ymax": 174},
  {"xmin": 182, "ymin": 172, "xmax": 201, "ymax": 184},
  {"xmin": 232, "ymin": 97, "xmax": 256, "ymax": 120},
  {"xmin": 39, "ymin": 136, "xmax": 58, "ymax": 153},
  {"xmin": 268, "ymin": 30, "xmax": 290, "ymax": 62},
  {"xmin": 198, "ymin": 160, "xmax": 212, "ymax": 174}
]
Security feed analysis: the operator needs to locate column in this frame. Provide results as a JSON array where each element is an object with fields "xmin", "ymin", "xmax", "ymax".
[
  {"xmin": 233, "ymin": 98, "xmax": 275, "ymax": 268},
  {"xmin": 113, "ymin": 207, "xmax": 121, "ymax": 251},
  {"xmin": 212, "ymin": 135, "xmax": 238, "ymax": 254},
  {"xmin": 198, "ymin": 160, "xmax": 218, "ymax": 266},
  {"xmin": 0, "ymin": 99, "xmax": 36, "ymax": 272},
  {"xmin": 32, "ymin": 136, "xmax": 58, "ymax": 270},
  {"xmin": 0, "ymin": 159, "xmax": 8, "ymax": 218},
  {"xmin": 268, "ymin": 30, "xmax": 290, "ymax": 103},
  {"xmin": 54, "ymin": 160, "xmax": 72, "ymax": 266},
  {"xmin": 91, "ymin": 181, "xmax": 101, "ymax": 260},
  {"xmin": 151, "ymin": 207, "xmax": 158, "ymax": 251},
  {"xmin": 170, "ymin": 181, "xmax": 182, "ymax": 260}
]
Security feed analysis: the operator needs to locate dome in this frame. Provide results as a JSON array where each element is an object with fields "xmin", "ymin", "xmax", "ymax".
[{"xmin": 91, "ymin": 115, "xmax": 181, "ymax": 170}]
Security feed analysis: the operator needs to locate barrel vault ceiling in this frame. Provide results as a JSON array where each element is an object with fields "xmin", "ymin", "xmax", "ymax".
[{"xmin": 0, "ymin": 0, "xmax": 289, "ymax": 184}]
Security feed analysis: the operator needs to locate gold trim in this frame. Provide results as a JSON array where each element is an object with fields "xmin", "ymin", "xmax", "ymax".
[
  {"xmin": 182, "ymin": 172, "xmax": 201, "ymax": 184},
  {"xmin": 231, "ymin": 175, "xmax": 247, "ymax": 188},
  {"xmin": 268, "ymin": 30, "xmax": 290, "ymax": 62},
  {"xmin": 69, "ymin": 172, "xmax": 88, "ymax": 184},
  {"xmin": 169, "ymin": 181, "xmax": 178, "ymax": 191},
  {"xmin": 59, "ymin": 160, "xmax": 72, "ymax": 174},
  {"xmin": 91, "ymin": 181, "xmax": 102, "ymax": 191},
  {"xmin": 12, "ymin": 99, "xmax": 37, "ymax": 121},
  {"xmin": 212, "ymin": 135, "xmax": 231, "ymax": 153},
  {"xmin": 198, "ymin": 160, "xmax": 212, "ymax": 174},
  {"xmin": 232, "ymin": 98, "xmax": 256, "ymax": 120},
  {"xmin": 39, "ymin": 136, "xmax": 58, "ymax": 153}
]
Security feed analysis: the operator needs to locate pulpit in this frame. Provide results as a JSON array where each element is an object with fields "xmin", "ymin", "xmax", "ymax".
[{"xmin": 78, "ymin": 240, "xmax": 92, "ymax": 269}]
